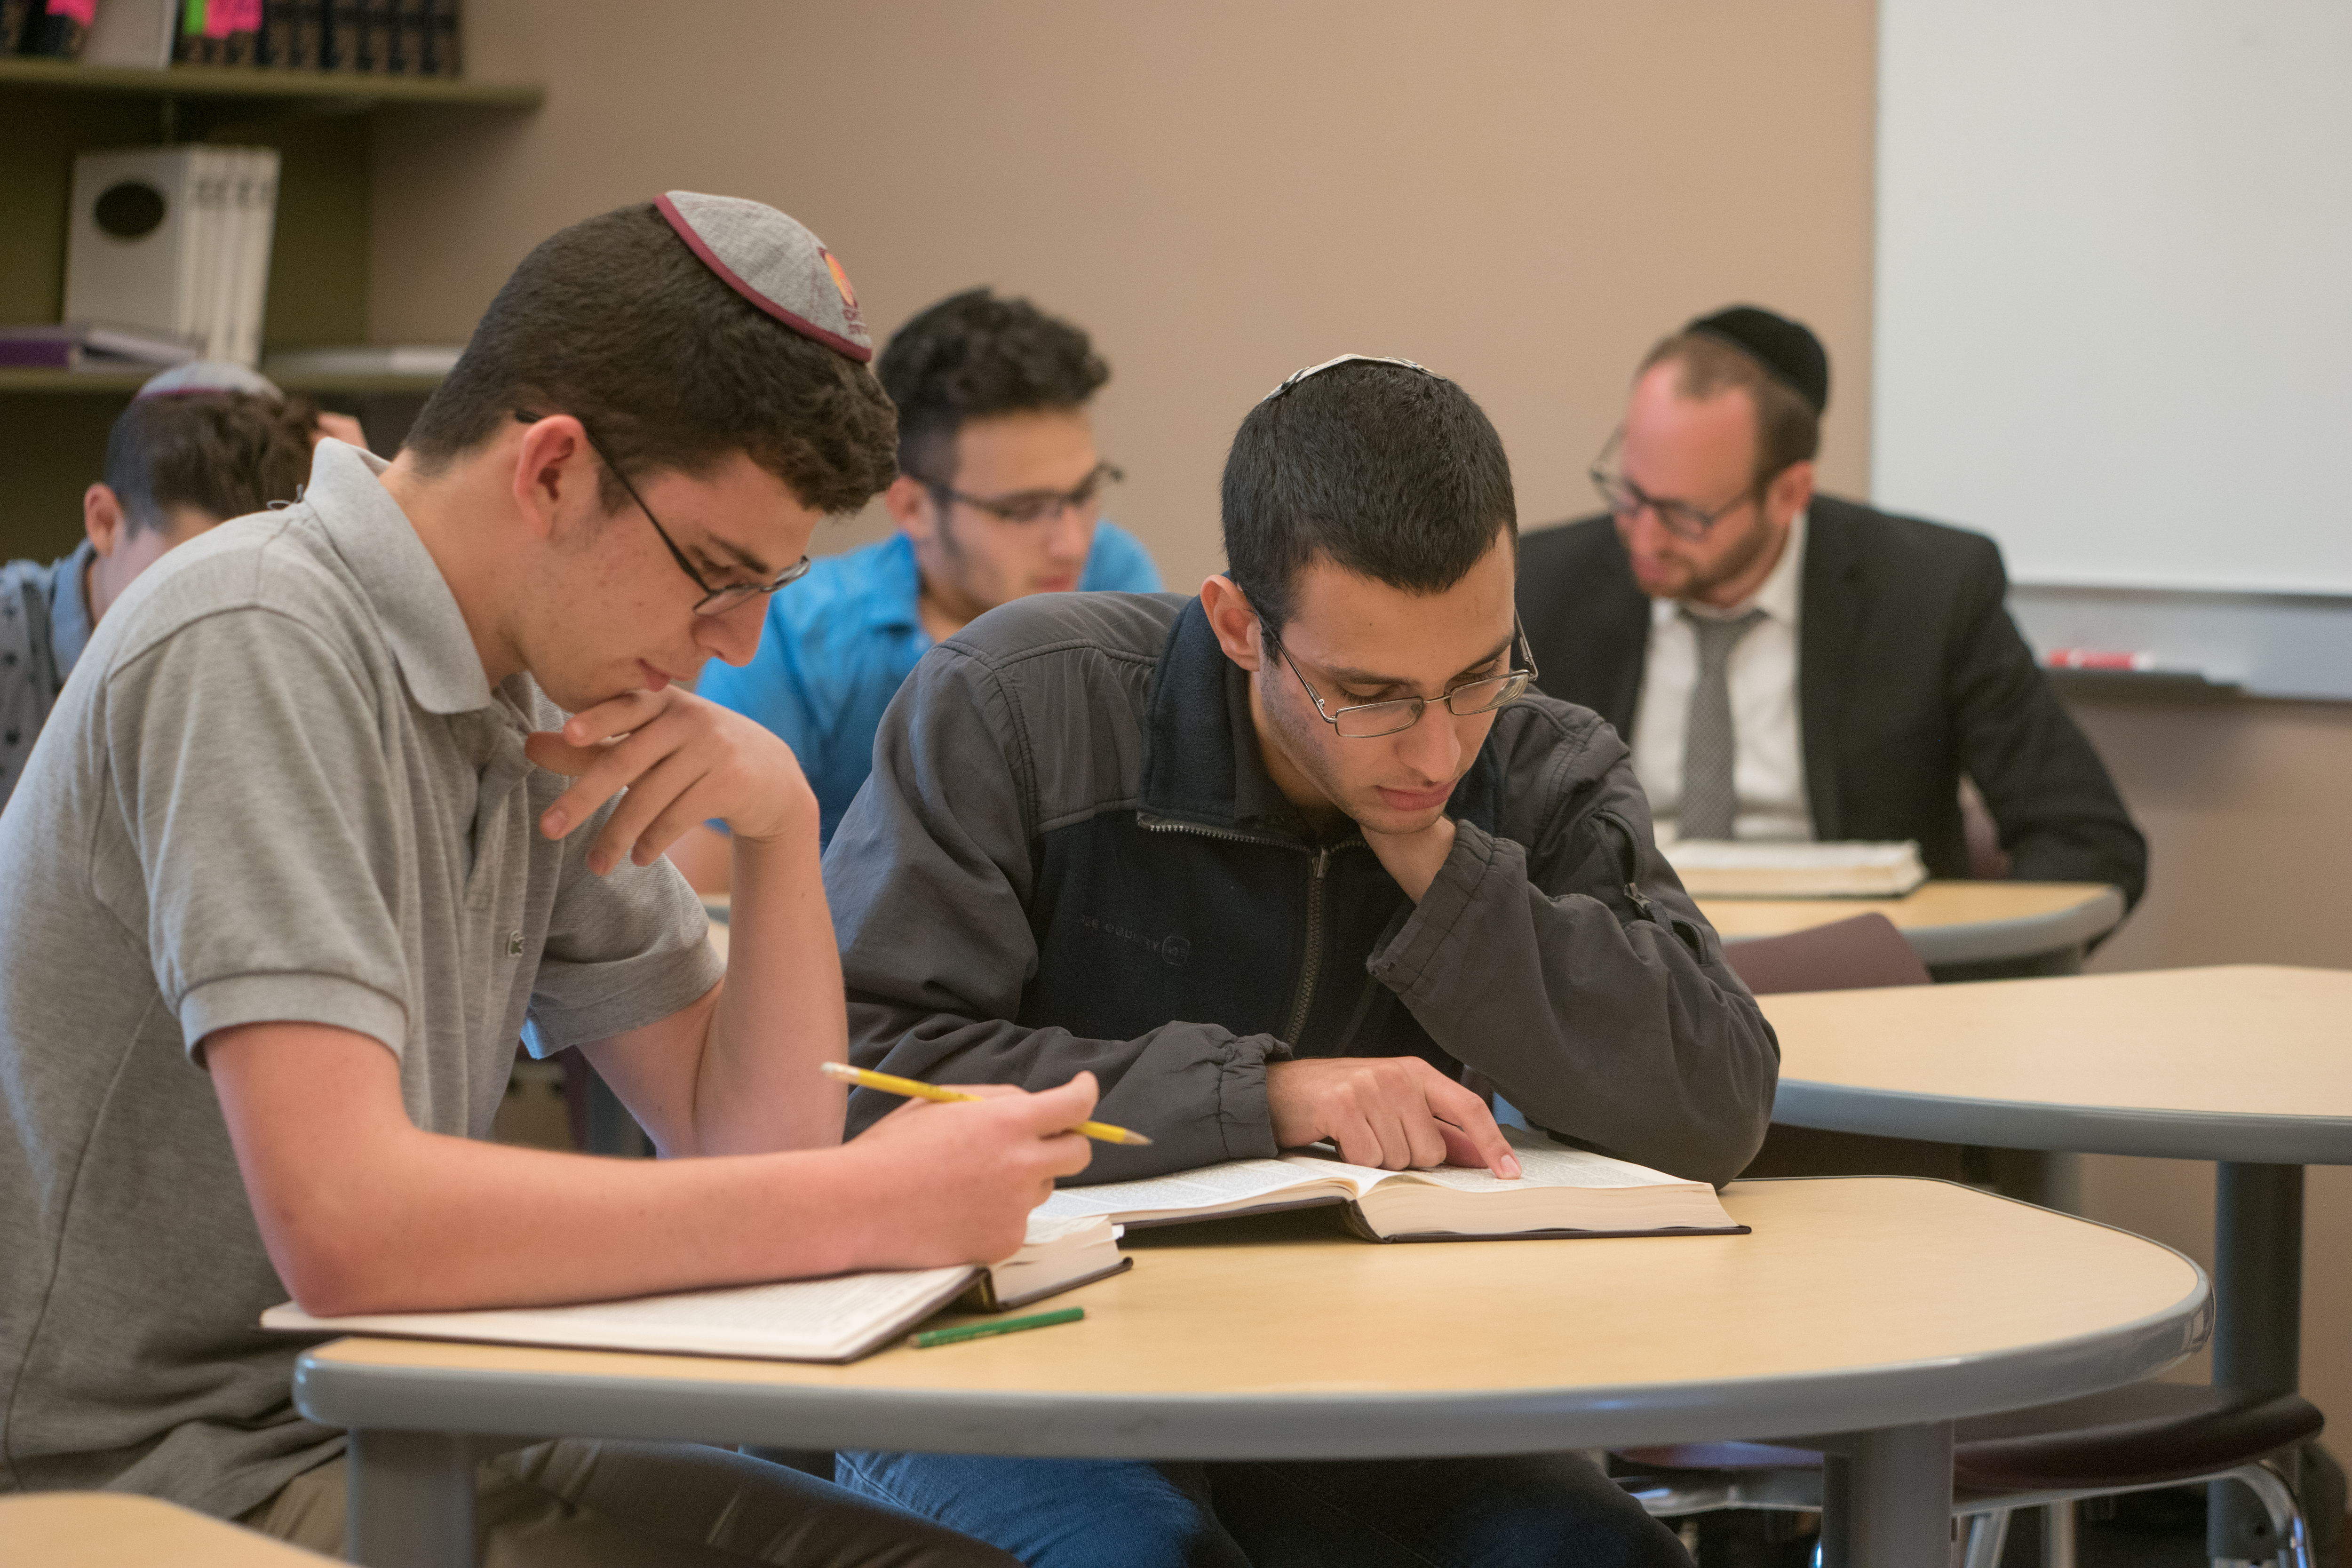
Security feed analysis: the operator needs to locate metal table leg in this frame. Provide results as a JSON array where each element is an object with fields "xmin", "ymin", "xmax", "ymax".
[
  {"xmin": 1819, "ymin": 1422, "xmax": 1954, "ymax": 1568},
  {"xmin": 346, "ymin": 1429, "xmax": 475, "ymax": 1568},
  {"xmin": 2211, "ymin": 1162, "xmax": 2305, "ymax": 1564}
]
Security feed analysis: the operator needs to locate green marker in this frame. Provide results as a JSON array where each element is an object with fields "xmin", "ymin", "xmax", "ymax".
[{"xmin": 912, "ymin": 1307, "xmax": 1084, "ymax": 1348}]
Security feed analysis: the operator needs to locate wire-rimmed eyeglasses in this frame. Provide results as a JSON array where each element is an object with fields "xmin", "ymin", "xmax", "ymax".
[
  {"xmin": 1268, "ymin": 621, "xmax": 1539, "ymax": 739},
  {"xmin": 1588, "ymin": 429, "xmax": 1759, "ymax": 542},
  {"xmin": 514, "ymin": 410, "xmax": 812, "ymax": 617},
  {"xmin": 916, "ymin": 461, "xmax": 1123, "ymax": 525}
]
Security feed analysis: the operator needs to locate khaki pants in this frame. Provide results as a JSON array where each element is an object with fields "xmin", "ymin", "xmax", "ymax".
[{"xmin": 240, "ymin": 1440, "xmax": 1017, "ymax": 1567}]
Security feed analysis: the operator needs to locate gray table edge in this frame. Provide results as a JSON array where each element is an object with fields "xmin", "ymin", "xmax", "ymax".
[
  {"xmin": 294, "ymin": 1272, "xmax": 2209, "ymax": 1462},
  {"xmin": 1774, "ymin": 1080, "xmax": 2352, "ymax": 1165}
]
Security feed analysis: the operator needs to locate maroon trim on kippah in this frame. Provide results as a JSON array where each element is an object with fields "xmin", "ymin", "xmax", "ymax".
[{"xmin": 653, "ymin": 192, "xmax": 873, "ymax": 365}]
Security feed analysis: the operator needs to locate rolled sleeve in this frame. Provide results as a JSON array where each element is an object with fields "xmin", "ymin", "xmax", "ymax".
[{"xmin": 525, "ymin": 847, "xmax": 725, "ymax": 1054}]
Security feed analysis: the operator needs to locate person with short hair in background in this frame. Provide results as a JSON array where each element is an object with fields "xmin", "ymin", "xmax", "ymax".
[
  {"xmin": 1514, "ymin": 306, "xmax": 2146, "ymax": 904},
  {"xmin": 821, "ymin": 355, "xmax": 1772, "ymax": 1568},
  {"xmin": 0, "ymin": 366, "xmax": 323, "ymax": 812},
  {"xmin": 681, "ymin": 288, "xmax": 1160, "ymax": 882}
]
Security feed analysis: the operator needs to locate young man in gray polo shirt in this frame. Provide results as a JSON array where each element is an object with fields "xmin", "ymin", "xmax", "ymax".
[{"xmin": 0, "ymin": 196, "xmax": 1097, "ymax": 1566}]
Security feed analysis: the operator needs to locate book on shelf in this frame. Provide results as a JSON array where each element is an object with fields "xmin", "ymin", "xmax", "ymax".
[
  {"xmin": 83, "ymin": 0, "xmax": 177, "ymax": 67},
  {"xmin": 260, "ymin": 1212, "xmax": 1128, "ymax": 1364},
  {"xmin": 260, "ymin": 343, "xmax": 464, "ymax": 378},
  {"xmin": 0, "ymin": 321, "xmax": 201, "ymax": 369},
  {"xmin": 1037, "ymin": 1126, "xmax": 1743, "ymax": 1242},
  {"xmin": 64, "ymin": 145, "xmax": 278, "ymax": 370},
  {"xmin": 8, "ymin": 0, "xmax": 93, "ymax": 56},
  {"xmin": 150, "ymin": 0, "xmax": 463, "ymax": 73},
  {"xmin": 1662, "ymin": 838, "xmax": 1930, "ymax": 899}
]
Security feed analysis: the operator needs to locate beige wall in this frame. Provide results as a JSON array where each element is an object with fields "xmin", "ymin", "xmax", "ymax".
[
  {"xmin": 373, "ymin": 1, "xmax": 2352, "ymax": 1436},
  {"xmin": 371, "ymin": 0, "xmax": 1877, "ymax": 580}
]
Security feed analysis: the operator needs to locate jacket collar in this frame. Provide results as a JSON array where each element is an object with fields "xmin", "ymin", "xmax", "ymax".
[
  {"xmin": 1797, "ymin": 493, "xmax": 1869, "ymax": 839},
  {"xmin": 1139, "ymin": 598, "xmax": 1307, "ymax": 837}
]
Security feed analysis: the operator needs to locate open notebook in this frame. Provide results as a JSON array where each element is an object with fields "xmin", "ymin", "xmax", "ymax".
[
  {"xmin": 261, "ymin": 1212, "xmax": 1126, "ymax": 1364},
  {"xmin": 1665, "ymin": 839, "xmax": 1929, "ymax": 899},
  {"xmin": 1037, "ymin": 1127, "xmax": 1742, "ymax": 1241}
]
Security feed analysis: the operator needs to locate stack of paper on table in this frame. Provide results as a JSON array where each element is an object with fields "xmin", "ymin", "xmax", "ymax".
[
  {"xmin": 1665, "ymin": 839, "xmax": 1928, "ymax": 899},
  {"xmin": 1037, "ymin": 1127, "xmax": 1742, "ymax": 1241},
  {"xmin": 261, "ymin": 1213, "xmax": 1125, "ymax": 1364}
]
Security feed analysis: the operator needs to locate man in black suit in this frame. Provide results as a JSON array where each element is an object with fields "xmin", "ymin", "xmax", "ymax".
[{"xmin": 1517, "ymin": 306, "xmax": 2146, "ymax": 907}]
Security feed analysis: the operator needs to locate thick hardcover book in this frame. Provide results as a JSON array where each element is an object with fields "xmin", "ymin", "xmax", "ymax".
[
  {"xmin": 261, "ymin": 1214, "xmax": 1127, "ymax": 1363},
  {"xmin": 1038, "ymin": 1127, "xmax": 1744, "ymax": 1241}
]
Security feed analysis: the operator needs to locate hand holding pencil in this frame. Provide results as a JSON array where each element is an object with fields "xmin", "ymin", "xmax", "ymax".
[{"xmin": 822, "ymin": 1062, "xmax": 1153, "ymax": 1147}]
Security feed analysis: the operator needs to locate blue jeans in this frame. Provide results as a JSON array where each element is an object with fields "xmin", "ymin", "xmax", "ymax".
[{"xmin": 834, "ymin": 1451, "xmax": 1690, "ymax": 1568}]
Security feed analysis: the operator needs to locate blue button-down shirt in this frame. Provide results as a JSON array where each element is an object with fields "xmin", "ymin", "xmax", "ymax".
[
  {"xmin": 699, "ymin": 522, "xmax": 1162, "ymax": 844},
  {"xmin": 0, "ymin": 539, "xmax": 95, "ymax": 815}
]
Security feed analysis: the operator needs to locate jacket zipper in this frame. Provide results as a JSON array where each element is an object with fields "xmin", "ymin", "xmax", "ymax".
[
  {"xmin": 1281, "ymin": 845, "xmax": 1333, "ymax": 1046},
  {"xmin": 1137, "ymin": 813, "xmax": 1343, "ymax": 1049},
  {"xmin": 1592, "ymin": 810, "xmax": 1658, "ymax": 923}
]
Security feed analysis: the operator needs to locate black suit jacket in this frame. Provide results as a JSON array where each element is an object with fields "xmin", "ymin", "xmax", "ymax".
[{"xmin": 1515, "ymin": 495, "xmax": 2147, "ymax": 908}]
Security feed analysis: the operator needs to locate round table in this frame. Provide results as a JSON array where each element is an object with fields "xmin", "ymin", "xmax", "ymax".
[
  {"xmin": 1699, "ymin": 881, "xmax": 2124, "ymax": 977},
  {"xmin": 1760, "ymin": 964, "xmax": 2352, "ymax": 1559},
  {"xmin": 295, "ymin": 1178, "xmax": 2207, "ymax": 1568}
]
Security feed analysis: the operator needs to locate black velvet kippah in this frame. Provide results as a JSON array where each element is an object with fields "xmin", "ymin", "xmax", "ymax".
[{"xmin": 1684, "ymin": 305, "xmax": 1829, "ymax": 415}]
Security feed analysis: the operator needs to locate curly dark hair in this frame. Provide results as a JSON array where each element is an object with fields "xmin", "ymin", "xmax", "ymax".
[
  {"xmin": 1222, "ymin": 361, "xmax": 1516, "ymax": 637},
  {"xmin": 876, "ymin": 288, "xmax": 1109, "ymax": 484},
  {"xmin": 403, "ymin": 203, "xmax": 898, "ymax": 516}
]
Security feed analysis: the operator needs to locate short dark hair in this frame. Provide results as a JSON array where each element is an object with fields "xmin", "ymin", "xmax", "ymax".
[
  {"xmin": 1221, "ymin": 362, "xmax": 1516, "ymax": 637},
  {"xmin": 876, "ymin": 288, "xmax": 1109, "ymax": 484},
  {"xmin": 103, "ymin": 392, "xmax": 315, "ymax": 534},
  {"xmin": 404, "ymin": 203, "xmax": 897, "ymax": 515},
  {"xmin": 1639, "ymin": 332, "xmax": 1820, "ymax": 492}
]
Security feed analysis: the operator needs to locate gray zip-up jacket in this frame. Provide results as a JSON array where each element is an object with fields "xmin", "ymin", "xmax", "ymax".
[{"xmin": 826, "ymin": 591, "xmax": 1778, "ymax": 1187}]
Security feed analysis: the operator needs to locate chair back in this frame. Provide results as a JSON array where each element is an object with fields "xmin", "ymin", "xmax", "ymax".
[
  {"xmin": 1723, "ymin": 911, "xmax": 1930, "ymax": 995},
  {"xmin": 1725, "ymin": 912, "xmax": 1947, "ymax": 1179}
]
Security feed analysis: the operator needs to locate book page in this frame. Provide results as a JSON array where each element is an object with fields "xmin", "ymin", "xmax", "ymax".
[
  {"xmin": 1282, "ymin": 1130, "xmax": 1689, "ymax": 1193},
  {"xmin": 1035, "ymin": 1158, "xmax": 1361, "ymax": 1221}
]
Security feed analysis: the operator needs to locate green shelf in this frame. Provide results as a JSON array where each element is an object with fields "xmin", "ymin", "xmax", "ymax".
[
  {"xmin": 0, "ymin": 56, "xmax": 542, "ymax": 110},
  {"xmin": 0, "ymin": 367, "xmax": 450, "ymax": 395}
]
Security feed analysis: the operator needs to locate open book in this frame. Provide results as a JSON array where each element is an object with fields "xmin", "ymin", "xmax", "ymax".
[
  {"xmin": 1665, "ymin": 838, "xmax": 1929, "ymax": 899},
  {"xmin": 1037, "ymin": 1128, "xmax": 1742, "ymax": 1242},
  {"xmin": 260, "ymin": 1213, "xmax": 1126, "ymax": 1364}
]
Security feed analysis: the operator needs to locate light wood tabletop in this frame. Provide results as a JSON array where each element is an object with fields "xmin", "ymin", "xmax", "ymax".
[
  {"xmin": 296, "ymin": 1179, "xmax": 2206, "ymax": 1568},
  {"xmin": 0, "ymin": 1492, "xmax": 335, "ymax": 1566},
  {"xmin": 297, "ymin": 1177, "xmax": 2204, "ymax": 1456},
  {"xmin": 1761, "ymin": 964, "xmax": 2352, "ymax": 1162},
  {"xmin": 1698, "ymin": 880, "xmax": 2123, "ymax": 967}
]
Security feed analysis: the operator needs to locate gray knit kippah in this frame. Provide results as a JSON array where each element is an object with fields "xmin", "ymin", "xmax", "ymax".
[
  {"xmin": 136, "ymin": 360, "xmax": 283, "ymax": 400},
  {"xmin": 655, "ymin": 191, "xmax": 871, "ymax": 364}
]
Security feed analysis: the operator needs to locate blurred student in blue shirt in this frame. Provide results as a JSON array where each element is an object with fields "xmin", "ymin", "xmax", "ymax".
[{"xmin": 679, "ymin": 290, "xmax": 1160, "ymax": 886}]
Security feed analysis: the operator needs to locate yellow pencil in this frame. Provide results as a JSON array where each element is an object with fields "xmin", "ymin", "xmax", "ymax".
[{"xmin": 818, "ymin": 1061, "xmax": 1153, "ymax": 1146}]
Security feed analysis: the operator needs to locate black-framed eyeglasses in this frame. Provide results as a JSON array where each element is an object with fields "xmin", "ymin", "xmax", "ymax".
[
  {"xmin": 1268, "ymin": 621, "xmax": 1540, "ymax": 740},
  {"xmin": 915, "ymin": 461, "xmax": 1123, "ymax": 525},
  {"xmin": 1588, "ymin": 429, "xmax": 1758, "ymax": 542},
  {"xmin": 513, "ymin": 410, "xmax": 812, "ymax": 618}
]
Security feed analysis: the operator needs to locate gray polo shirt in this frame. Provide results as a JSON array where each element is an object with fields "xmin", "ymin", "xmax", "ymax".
[{"xmin": 0, "ymin": 441, "xmax": 723, "ymax": 1516}]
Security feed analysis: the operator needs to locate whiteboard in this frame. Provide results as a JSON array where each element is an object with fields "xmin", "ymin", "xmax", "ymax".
[{"xmin": 1873, "ymin": 1, "xmax": 2352, "ymax": 596}]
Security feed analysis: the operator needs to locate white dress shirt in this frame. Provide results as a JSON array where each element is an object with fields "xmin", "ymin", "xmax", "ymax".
[{"xmin": 1630, "ymin": 509, "xmax": 1813, "ymax": 843}]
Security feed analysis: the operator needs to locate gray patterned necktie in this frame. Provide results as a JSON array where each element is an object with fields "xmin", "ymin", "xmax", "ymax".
[{"xmin": 1678, "ymin": 606, "xmax": 1767, "ymax": 840}]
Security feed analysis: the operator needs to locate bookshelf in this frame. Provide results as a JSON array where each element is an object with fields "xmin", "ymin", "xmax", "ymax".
[{"xmin": 0, "ymin": 61, "xmax": 543, "ymax": 564}]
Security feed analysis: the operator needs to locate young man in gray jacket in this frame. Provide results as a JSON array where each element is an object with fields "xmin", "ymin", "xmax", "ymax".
[{"xmin": 823, "ymin": 354, "xmax": 1778, "ymax": 1568}]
